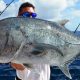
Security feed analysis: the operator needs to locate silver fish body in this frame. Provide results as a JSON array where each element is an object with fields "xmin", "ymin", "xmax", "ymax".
[{"xmin": 0, "ymin": 17, "xmax": 80, "ymax": 79}]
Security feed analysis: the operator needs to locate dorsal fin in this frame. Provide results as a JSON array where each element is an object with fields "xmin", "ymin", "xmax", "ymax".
[{"xmin": 57, "ymin": 19, "xmax": 69, "ymax": 26}]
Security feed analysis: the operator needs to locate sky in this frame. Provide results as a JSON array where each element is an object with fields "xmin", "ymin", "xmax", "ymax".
[{"xmin": 0, "ymin": 0, "xmax": 80, "ymax": 31}]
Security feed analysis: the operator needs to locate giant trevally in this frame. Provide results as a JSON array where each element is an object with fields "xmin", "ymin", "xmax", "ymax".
[{"xmin": 0, "ymin": 17, "xmax": 80, "ymax": 79}]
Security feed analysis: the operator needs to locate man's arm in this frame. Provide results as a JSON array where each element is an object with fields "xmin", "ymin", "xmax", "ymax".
[{"xmin": 11, "ymin": 63, "xmax": 25, "ymax": 70}]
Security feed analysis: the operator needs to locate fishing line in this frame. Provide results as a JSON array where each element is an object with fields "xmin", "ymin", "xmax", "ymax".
[
  {"xmin": 74, "ymin": 23, "xmax": 80, "ymax": 33},
  {"xmin": 0, "ymin": 0, "xmax": 15, "ymax": 16}
]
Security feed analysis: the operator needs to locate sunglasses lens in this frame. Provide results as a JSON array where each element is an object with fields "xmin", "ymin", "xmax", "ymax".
[
  {"xmin": 22, "ymin": 12, "xmax": 30, "ymax": 17},
  {"xmin": 21, "ymin": 12, "xmax": 37, "ymax": 18},
  {"xmin": 31, "ymin": 13, "xmax": 37, "ymax": 18}
]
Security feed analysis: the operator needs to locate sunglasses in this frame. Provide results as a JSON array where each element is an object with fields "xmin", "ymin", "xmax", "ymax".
[{"xmin": 21, "ymin": 12, "xmax": 37, "ymax": 18}]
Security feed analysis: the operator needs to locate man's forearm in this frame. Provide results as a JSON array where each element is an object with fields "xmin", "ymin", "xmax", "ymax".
[{"xmin": 11, "ymin": 63, "xmax": 25, "ymax": 70}]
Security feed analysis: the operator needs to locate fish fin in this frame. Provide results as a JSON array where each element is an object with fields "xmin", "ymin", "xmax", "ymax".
[
  {"xmin": 33, "ymin": 43, "xmax": 63, "ymax": 56},
  {"xmin": 57, "ymin": 19, "xmax": 69, "ymax": 26},
  {"xmin": 33, "ymin": 43, "xmax": 60, "ymax": 50},
  {"xmin": 33, "ymin": 43, "xmax": 53, "ymax": 48},
  {"xmin": 32, "ymin": 43, "xmax": 63, "ymax": 57},
  {"xmin": 59, "ymin": 64, "xmax": 72, "ymax": 79}
]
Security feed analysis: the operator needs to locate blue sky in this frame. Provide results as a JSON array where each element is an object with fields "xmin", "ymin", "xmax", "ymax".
[
  {"xmin": 3, "ymin": 0, "xmax": 18, "ymax": 4},
  {"xmin": 0, "ymin": 0, "xmax": 80, "ymax": 31}
]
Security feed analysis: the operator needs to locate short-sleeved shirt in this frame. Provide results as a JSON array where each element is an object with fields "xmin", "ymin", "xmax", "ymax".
[{"xmin": 17, "ymin": 64, "xmax": 50, "ymax": 80}]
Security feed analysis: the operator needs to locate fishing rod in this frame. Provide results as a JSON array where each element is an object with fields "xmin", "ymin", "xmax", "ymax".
[
  {"xmin": 0, "ymin": 0, "xmax": 15, "ymax": 15},
  {"xmin": 74, "ymin": 23, "xmax": 80, "ymax": 33}
]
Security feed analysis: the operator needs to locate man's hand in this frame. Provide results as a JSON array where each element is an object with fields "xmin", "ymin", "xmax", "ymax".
[{"xmin": 11, "ymin": 63, "xmax": 26, "ymax": 70}]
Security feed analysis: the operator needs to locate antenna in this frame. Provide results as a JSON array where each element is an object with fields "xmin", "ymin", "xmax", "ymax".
[
  {"xmin": 74, "ymin": 23, "xmax": 80, "ymax": 33},
  {"xmin": 0, "ymin": 0, "xmax": 15, "ymax": 16}
]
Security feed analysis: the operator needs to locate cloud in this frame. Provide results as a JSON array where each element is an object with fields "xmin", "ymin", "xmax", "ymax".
[
  {"xmin": 0, "ymin": 0, "xmax": 6, "ymax": 12},
  {"xmin": 34, "ymin": 0, "xmax": 68, "ymax": 10},
  {"xmin": 32, "ymin": 0, "xmax": 68, "ymax": 20},
  {"xmin": 0, "ymin": 0, "xmax": 23, "ymax": 19},
  {"xmin": 72, "ymin": 10, "xmax": 80, "ymax": 17},
  {"xmin": 0, "ymin": 0, "xmax": 79, "ymax": 20},
  {"xmin": 31, "ymin": 0, "xmax": 79, "ymax": 20},
  {"xmin": 0, "ymin": 0, "xmax": 79, "ymax": 30},
  {"xmin": 67, "ymin": 0, "xmax": 78, "ymax": 7}
]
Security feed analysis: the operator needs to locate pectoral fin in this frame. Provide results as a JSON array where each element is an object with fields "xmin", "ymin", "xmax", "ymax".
[
  {"xmin": 33, "ymin": 43, "xmax": 63, "ymax": 56},
  {"xmin": 59, "ymin": 64, "xmax": 72, "ymax": 79}
]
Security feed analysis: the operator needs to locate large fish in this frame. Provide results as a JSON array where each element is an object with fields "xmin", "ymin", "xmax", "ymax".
[{"xmin": 0, "ymin": 17, "xmax": 80, "ymax": 79}]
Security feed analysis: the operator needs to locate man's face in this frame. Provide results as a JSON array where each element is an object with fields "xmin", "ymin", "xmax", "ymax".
[
  {"xmin": 19, "ymin": 7, "xmax": 35, "ymax": 18},
  {"xmin": 21, "ymin": 7, "xmax": 35, "ymax": 14}
]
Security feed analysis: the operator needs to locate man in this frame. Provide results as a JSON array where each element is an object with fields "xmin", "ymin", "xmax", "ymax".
[{"xmin": 11, "ymin": 2, "xmax": 50, "ymax": 80}]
